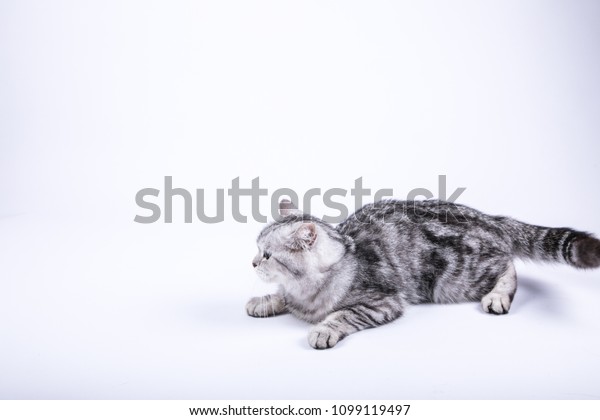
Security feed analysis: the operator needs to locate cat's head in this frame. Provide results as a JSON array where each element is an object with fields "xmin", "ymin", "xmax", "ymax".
[{"xmin": 252, "ymin": 199, "xmax": 351, "ymax": 285}]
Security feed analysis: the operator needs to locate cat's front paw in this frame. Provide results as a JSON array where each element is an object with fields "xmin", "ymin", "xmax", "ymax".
[
  {"xmin": 246, "ymin": 295, "xmax": 285, "ymax": 318},
  {"xmin": 246, "ymin": 297, "xmax": 271, "ymax": 317},
  {"xmin": 308, "ymin": 325, "xmax": 343, "ymax": 350}
]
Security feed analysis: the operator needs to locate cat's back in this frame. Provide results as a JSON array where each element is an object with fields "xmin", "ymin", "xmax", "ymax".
[{"xmin": 337, "ymin": 199, "xmax": 481, "ymax": 239}]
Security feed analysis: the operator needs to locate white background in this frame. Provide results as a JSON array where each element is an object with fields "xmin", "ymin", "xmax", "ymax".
[{"xmin": 1, "ymin": 0, "xmax": 599, "ymax": 399}]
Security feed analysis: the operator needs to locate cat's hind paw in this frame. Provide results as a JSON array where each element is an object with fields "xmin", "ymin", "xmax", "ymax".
[
  {"xmin": 481, "ymin": 292, "xmax": 511, "ymax": 315},
  {"xmin": 308, "ymin": 325, "xmax": 343, "ymax": 349}
]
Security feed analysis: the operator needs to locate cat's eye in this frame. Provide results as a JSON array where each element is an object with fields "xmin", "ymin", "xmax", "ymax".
[{"xmin": 263, "ymin": 251, "xmax": 271, "ymax": 260}]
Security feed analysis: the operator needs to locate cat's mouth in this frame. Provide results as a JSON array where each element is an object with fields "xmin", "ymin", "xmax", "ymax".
[
  {"xmin": 253, "ymin": 267, "xmax": 269, "ymax": 280},
  {"xmin": 255, "ymin": 268, "xmax": 285, "ymax": 284}
]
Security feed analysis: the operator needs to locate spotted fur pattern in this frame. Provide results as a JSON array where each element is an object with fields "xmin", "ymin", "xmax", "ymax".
[{"xmin": 248, "ymin": 199, "xmax": 600, "ymax": 349}]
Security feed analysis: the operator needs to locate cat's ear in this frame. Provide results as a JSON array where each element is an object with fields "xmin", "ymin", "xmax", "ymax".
[
  {"xmin": 279, "ymin": 198, "xmax": 302, "ymax": 217},
  {"xmin": 290, "ymin": 223, "xmax": 317, "ymax": 249}
]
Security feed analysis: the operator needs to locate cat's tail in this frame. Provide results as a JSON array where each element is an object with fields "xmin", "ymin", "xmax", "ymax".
[{"xmin": 503, "ymin": 219, "xmax": 600, "ymax": 269}]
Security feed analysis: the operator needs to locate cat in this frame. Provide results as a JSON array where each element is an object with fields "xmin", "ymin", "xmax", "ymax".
[{"xmin": 246, "ymin": 199, "xmax": 600, "ymax": 349}]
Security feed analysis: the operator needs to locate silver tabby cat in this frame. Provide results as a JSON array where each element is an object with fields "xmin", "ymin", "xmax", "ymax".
[{"xmin": 247, "ymin": 199, "xmax": 600, "ymax": 349}]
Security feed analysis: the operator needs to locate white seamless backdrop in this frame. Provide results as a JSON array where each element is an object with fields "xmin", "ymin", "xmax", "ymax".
[{"xmin": 1, "ymin": 0, "xmax": 599, "ymax": 399}]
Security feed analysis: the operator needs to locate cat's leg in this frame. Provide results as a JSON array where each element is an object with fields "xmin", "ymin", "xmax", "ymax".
[
  {"xmin": 481, "ymin": 261, "xmax": 517, "ymax": 315},
  {"xmin": 246, "ymin": 294, "xmax": 287, "ymax": 317},
  {"xmin": 308, "ymin": 296, "xmax": 404, "ymax": 349}
]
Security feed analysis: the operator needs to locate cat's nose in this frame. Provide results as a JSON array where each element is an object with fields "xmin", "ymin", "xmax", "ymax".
[{"xmin": 252, "ymin": 255, "xmax": 262, "ymax": 268}]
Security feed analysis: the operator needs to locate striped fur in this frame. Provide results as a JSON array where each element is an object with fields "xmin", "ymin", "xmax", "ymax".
[{"xmin": 248, "ymin": 199, "xmax": 600, "ymax": 349}]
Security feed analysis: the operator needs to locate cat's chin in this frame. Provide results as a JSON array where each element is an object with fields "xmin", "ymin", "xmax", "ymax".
[{"xmin": 254, "ymin": 272, "xmax": 280, "ymax": 284}]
